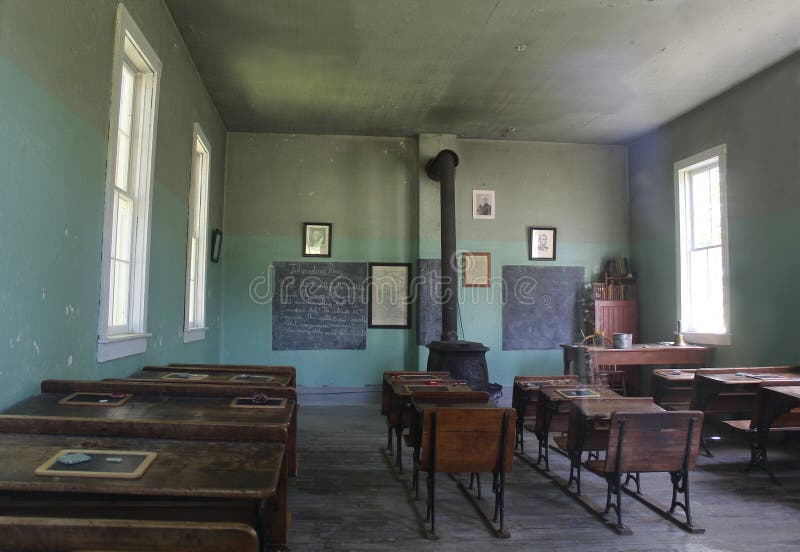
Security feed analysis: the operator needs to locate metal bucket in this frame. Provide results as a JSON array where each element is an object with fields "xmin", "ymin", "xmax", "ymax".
[{"xmin": 613, "ymin": 333, "xmax": 632, "ymax": 349}]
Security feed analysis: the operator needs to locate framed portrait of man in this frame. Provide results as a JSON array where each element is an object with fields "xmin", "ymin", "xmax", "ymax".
[
  {"xmin": 529, "ymin": 227, "xmax": 556, "ymax": 260},
  {"xmin": 472, "ymin": 190, "xmax": 495, "ymax": 220},
  {"xmin": 302, "ymin": 222, "xmax": 332, "ymax": 257}
]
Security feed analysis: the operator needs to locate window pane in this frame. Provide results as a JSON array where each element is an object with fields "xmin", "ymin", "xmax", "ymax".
[
  {"xmin": 114, "ymin": 130, "xmax": 131, "ymax": 192},
  {"xmin": 118, "ymin": 64, "xmax": 135, "ymax": 135},
  {"xmin": 187, "ymin": 238, "xmax": 198, "ymax": 325},
  {"xmin": 110, "ymin": 259, "xmax": 130, "ymax": 328},
  {"xmin": 690, "ymin": 165, "xmax": 722, "ymax": 250},
  {"xmin": 113, "ymin": 192, "xmax": 133, "ymax": 262},
  {"xmin": 688, "ymin": 246, "xmax": 725, "ymax": 333}
]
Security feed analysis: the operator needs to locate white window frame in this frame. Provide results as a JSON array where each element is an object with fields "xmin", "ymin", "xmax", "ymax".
[
  {"xmin": 674, "ymin": 144, "xmax": 731, "ymax": 346},
  {"xmin": 97, "ymin": 4, "xmax": 161, "ymax": 362},
  {"xmin": 183, "ymin": 123, "xmax": 211, "ymax": 343}
]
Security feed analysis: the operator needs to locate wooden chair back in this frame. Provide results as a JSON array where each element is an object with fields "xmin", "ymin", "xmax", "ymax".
[
  {"xmin": 418, "ymin": 408, "xmax": 515, "ymax": 474},
  {"xmin": 0, "ymin": 516, "xmax": 259, "ymax": 551},
  {"xmin": 603, "ymin": 411, "xmax": 703, "ymax": 474}
]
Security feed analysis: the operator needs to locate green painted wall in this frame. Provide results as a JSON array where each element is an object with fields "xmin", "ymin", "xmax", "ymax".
[
  {"xmin": 222, "ymin": 133, "xmax": 628, "ymax": 385},
  {"xmin": 629, "ymin": 51, "xmax": 800, "ymax": 366},
  {"xmin": 221, "ymin": 133, "xmax": 418, "ymax": 385},
  {"xmin": 0, "ymin": 0, "xmax": 226, "ymax": 409}
]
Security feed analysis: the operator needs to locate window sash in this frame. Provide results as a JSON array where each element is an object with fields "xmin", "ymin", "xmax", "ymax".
[
  {"xmin": 98, "ymin": 4, "xmax": 161, "ymax": 359},
  {"xmin": 185, "ymin": 126, "xmax": 210, "ymax": 332},
  {"xmin": 676, "ymin": 146, "xmax": 729, "ymax": 342}
]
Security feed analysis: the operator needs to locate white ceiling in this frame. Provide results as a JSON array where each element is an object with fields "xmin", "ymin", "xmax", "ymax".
[{"xmin": 164, "ymin": 0, "xmax": 800, "ymax": 144}]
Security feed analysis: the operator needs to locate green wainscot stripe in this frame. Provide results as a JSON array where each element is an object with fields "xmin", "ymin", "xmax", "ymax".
[{"xmin": 220, "ymin": 234, "xmax": 628, "ymax": 385}]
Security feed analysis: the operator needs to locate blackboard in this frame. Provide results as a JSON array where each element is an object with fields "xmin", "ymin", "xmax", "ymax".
[
  {"xmin": 272, "ymin": 261, "xmax": 367, "ymax": 350},
  {"xmin": 502, "ymin": 265, "xmax": 584, "ymax": 350},
  {"xmin": 416, "ymin": 259, "xmax": 442, "ymax": 345}
]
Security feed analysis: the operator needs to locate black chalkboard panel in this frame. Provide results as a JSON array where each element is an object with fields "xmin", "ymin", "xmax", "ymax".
[
  {"xmin": 502, "ymin": 265, "xmax": 584, "ymax": 350},
  {"xmin": 416, "ymin": 259, "xmax": 443, "ymax": 346},
  {"xmin": 272, "ymin": 262, "xmax": 367, "ymax": 350}
]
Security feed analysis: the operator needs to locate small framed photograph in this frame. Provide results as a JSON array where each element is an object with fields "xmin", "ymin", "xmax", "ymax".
[
  {"xmin": 302, "ymin": 222, "xmax": 332, "ymax": 257},
  {"xmin": 529, "ymin": 227, "xmax": 557, "ymax": 260},
  {"xmin": 472, "ymin": 190, "xmax": 495, "ymax": 220},
  {"xmin": 368, "ymin": 263, "xmax": 412, "ymax": 329},
  {"xmin": 462, "ymin": 252, "xmax": 491, "ymax": 287}
]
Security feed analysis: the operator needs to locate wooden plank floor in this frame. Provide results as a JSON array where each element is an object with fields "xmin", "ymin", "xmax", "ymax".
[{"xmin": 289, "ymin": 405, "xmax": 800, "ymax": 551}]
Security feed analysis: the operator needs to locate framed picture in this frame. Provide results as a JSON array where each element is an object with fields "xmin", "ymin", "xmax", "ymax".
[
  {"xmin": 368, "ymin": 263, "xmax": 412, "ymax": 329},
  {"xmin": 302, "ymin": 222, "xmax": 332, "ymax": 257},
  {"xmin": 529, "ymin": 227, "xmax": 557, "ymax": 260},
  {"xmin": 462, "ymin": 252, "xmax": 491, "ymax": 287},
  {"xmin": 210, "ymin": 229, "xmax": 222, "ymax": 263},
  {"xmin": 472, "ymin": 189, "xmax": 495, "ymax": 220}
]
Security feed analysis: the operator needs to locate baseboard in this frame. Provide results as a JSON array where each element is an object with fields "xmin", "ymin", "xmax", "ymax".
[{"xmin": 296, "ymin": 385, "xmax": 513, "ymax": 406}]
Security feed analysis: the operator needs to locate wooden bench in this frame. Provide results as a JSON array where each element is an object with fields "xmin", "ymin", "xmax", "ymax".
[
  {"xmin": 722, "ymin": 382, "xmax": 800, "ymax": 481},
  {"xmin": 413, "ymin": 405, "xmax": 515, "ymax": 538},
  {"xmin": 512, "ymin": 375, "xmax": 578, "ymax": 452},
  {"xmin": 584, "ymin": 410, "xmax": 704, "ymax": 533},
  {"xmin": 0, "ymin": 516, "xmax": 259, "ymax": 551},
  {"xmin": 38, "ymin": 379, "xmax": 299, "ymax": 478}
]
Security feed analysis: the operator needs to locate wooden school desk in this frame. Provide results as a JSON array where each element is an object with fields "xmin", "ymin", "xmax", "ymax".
[
  {"xmin": 19, "ymin": 379, "xmax": 298, "ymax": 478},
  {"xmin": 381, "ymin": 371, "xmax": 452, "ymax": 452},
  {"xmin": 747, "ymin": 385, "xmax": 800, "ymax": 479},
  {"xmin": 563, "ymin": 397, "xmax": 664, "ymax": 495},
  {"xmin": 533, "ymin": 385, "xmax": 621, "ymax": 470},
  {"xmin": 0, "ymin": 415, "xmax": 288, "ymax": 550},
  {"xmin": 562, "ymin": 343, "xmax": 713, "ymax": 395},
  {"xmin": 387, "ymin": 380, "xmax": 471, "ymax": 471},
  {"xmin": 168, "ymin": 363, "xmax": 297, "ymax": 387},
  {"xmin": 118, "ymin": 369, "xmax": 295, "ymax": 388},
  {"xmin": 409, "ymin": 392, "xmax": 513, "ymax": 539},
  {"xmin": 690, "ymin": 369, "xmax": 800, "ymax": 413},
  {"xmin": 512, "ymin": 375, "xmax": 578, "ymax": 453}
]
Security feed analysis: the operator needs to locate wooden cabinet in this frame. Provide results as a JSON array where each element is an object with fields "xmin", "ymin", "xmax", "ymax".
[
  {"xmin": 594, "ymin": 299, "xmax": 637, "ymax": 343},
  {"xmin": 593, "ymin": 274, "xmax": 638, "ymax": 342}
]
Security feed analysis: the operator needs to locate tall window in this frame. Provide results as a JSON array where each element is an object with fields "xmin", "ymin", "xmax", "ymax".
[
  {"xmin": 97, "ymin": 5, "xmax": 161, "ymax": 362},
  {"xmin": 184, "ymin": 124, "xmax": 211, "ymax": 342},
  {"xmin": 675, "ymin": 144, "xmax": 730, "ymax": 345}
]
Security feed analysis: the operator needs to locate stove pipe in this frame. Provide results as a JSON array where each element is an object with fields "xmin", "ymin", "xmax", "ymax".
[{"xmin": 424, "ymin": 149, "xmax": 459, "ymax": 342}]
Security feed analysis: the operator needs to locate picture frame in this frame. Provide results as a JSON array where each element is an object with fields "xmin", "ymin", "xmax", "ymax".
[
  {"xmin": 462, "ymin": 252, "xmax": 491, "ymax": 287},
  {"xmin": 472, "ymin": 189, "xmax": 495, "ymax": 220},
  {"xmin": 210, "ymin": 229, "xmax": 222, "ymax": 263},
  {"xmin": 368, "ymin": 263, "xmax": 412, "ymax": 329},
  {"xmin": 302, "ymin": 222, "xmax": 332, "ymax": 257},
  {"xmin": 529, "ymin": 227, "xmax": 557, "ymax": 260}
]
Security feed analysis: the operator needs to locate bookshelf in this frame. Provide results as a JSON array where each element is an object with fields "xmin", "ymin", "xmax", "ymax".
[{"xmin": 592, "ymin": 261, "xmax": 638, "ymax": 342}]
